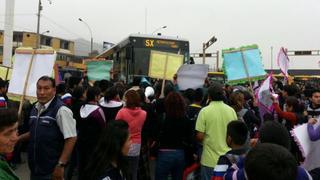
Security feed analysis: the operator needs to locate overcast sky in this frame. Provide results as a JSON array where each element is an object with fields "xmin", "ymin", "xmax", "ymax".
[{"xmin": 1, "ymin": 0, "xmax": 320, "ymax": 69}]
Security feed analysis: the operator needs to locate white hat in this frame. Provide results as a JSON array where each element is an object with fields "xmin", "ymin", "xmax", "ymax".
[{"xmin": 145, "ymin": 86, "xmax": 155, "ymax": 98}]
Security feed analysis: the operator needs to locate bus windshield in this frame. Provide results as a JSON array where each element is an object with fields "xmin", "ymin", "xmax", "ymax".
[{"xmin": 96, "ymin": 34, "xmax": 190, "ymax": 83}]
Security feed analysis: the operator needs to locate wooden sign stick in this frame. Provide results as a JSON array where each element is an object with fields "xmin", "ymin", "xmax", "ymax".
[
  {"xmin": 18, "ymin": 50, "xmax": 36, "ymax": 119},
  {"xmin": 240, "ymin": 49, "xmax": 254, "ymax": 94},
  {"xmin": 160, "ymin": 54, "xmax": 169, "ymax": 98}
]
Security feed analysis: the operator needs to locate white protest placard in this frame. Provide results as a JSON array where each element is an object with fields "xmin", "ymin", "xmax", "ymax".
[
  {"xmin": 291, "ymin": 122, "xmax": 320, "ymax": 171},
  {"xmin": 177, "ymin": 64, "xmax": 209, "ymax": 90},
  {"xmin": 8, "ymin": 48, "xmax": 56, "ymax": 98}
]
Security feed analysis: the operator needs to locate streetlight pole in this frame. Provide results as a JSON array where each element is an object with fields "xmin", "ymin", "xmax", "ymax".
[
  {"xmin": 151, "ymin": 26, "xmax": 167, "ymax": 34},
  {"xmin": 78, "ymin": 18, "xmax": 93, "ymax": 55}
]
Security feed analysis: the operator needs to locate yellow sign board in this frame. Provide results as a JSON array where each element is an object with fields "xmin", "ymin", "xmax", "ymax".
[
  {"xmin": 0, "ymin": 66, "xmax": 12, "ymax": 80},
  {"xmin": 149, "ymin": 50, "xmax": 183, "ymax": 80}
]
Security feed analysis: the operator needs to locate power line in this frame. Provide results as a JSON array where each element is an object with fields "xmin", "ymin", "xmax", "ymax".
[
  {"xmin": 0, "ymin": 13, "xmax": 36, "ymax": 17},
  {"xmin": 0, "ymin": 21, "xmax": 35, "ymax": 33},
  {"xmin": 42, "ymin": 15, "xmax": 88, "ymax": 40}
]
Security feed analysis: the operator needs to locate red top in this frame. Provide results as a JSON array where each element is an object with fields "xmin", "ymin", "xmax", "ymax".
[
  {"xmin": 272, "ymin": 103, "xmax": 297, "ymax": 125},
  {"xmin": 116, "ymin": 107, "xmax": 146, "ymax": 144}
]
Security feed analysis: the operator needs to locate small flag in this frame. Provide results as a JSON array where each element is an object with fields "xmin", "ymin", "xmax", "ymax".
[
  {"xmin": 256, "ymin": 74, "xmax": 274, "ymax": 121},
  {"xmin": 277, "ymin": 47, "xmax": 289, "ymax": 78}
]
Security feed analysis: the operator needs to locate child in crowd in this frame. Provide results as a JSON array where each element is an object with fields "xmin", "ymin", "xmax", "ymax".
[
  {"xmin": 212, "ymin": 120, "xmax": 249, "ymax": 180},
  {"xmin": 245, "ymin": 143, "xmax": 298, "ymax": 180},
  {"xmin": 224, "ymin": 121, "xmax": 312, "ymax": 180}
]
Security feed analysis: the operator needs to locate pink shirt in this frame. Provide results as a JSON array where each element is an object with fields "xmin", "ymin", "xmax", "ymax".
[{"xmin": 116, "ymin": 107, "xmax": 146, "ymax": 144}]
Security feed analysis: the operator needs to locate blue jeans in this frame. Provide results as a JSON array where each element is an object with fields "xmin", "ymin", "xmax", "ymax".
[
  {"xmin": 155, "ymin": 149, "xmax": 185, "ymax": 180},
  {"xmin": 201, "ymin": 165, "xmax": 214, "ymax": 180},
  {"xmin": 126, "ymin": 156, "xmax": 140, "ymax": 180}
]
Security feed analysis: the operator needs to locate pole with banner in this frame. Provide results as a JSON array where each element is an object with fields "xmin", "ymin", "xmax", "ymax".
[
  {"xmin": 222, "ymin": 45, "xmax": 266, "ymax": 86},
  {"xmin": 18, "ymin": 50, "xmax": 35, "ymax": 118},
  {"xmin": 148, "ymin": 50, "xmax": 183, "ymax": 97},
  {"xmin": 8, "ymin": 48, "xmax": 56, "ymax": 119},
  {"xmin": 240, "ymin": 48, "xmax": 254, "ymax": 93}
]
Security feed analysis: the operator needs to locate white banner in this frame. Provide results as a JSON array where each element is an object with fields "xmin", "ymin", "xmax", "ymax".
[
  {"xmin": 291, "ymin": 122, "xmax": 320, "ymax": 171},
  {"xmin": 8, "ymin": 50, "xmax": 56, "ymax": 97},
  {"xmin": 177, "ymin": 64, "xmax": 209, "ymax": 90}
]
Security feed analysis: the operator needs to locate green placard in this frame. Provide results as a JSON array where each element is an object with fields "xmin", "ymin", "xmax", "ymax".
[{"xmin": 86, "ymin": 61, "xmax": 113, "ymax": 81}]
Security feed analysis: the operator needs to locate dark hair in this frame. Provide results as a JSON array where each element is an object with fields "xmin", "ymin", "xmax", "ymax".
[
  {"xmin": 99, "ymin": 79, "xmax": 110, "ymax": 93},
  {"xmin": 164, "ymin": 92, "xmax": 186, "ymax": 119},
  {"xmin": 229, "ymin": 91, "xmax": 245, "ymax": 112},
  {"xmin": 184, "ymin": 88, "xmax": 195, "ymax": 103},
  {"xmin": 208, "ymin": 82, "xmax": 225, "ymax": 101},
  {"xmin": 86, "ymin": 87, "xmax": 101, "ymax": 103},
  {"xmin": 283, "ymin": 84, "xmax": 298, "ymax": 96},
  {"xmin": 37, "ymin": 76, "xmax": 55, "ymax": 88},
  {"xmin": 72, "ymin": 86, "xmax": 85, "ymax": 100},
  {"xmin": 227, "ymin": 120, "xmax": 248, "ymax": 145},
  {"xmin": 114, "ymin": 82, "xmax": 126, "ymax": 100},
  {"xmin": 136, "ymin": 89, "xmax": 146, "ymax": 103},
  {"xmin": 56, "ymin": 83, "xmax": 66, "ymax": 95},
  {"xmin": 286, "ymin": 96, "xmax": 304, "ymax": 113},
  {"xmin": 67, "ymin": 76, "xmax": 82, "ymax": 89},
  {"xmin": 84, "ymin": 120, "xmax": 129, "ymax": 179},
  {"xmin": 245, "ymin": 143, "xmax": 297, "ymax": 180},
  {"xmin": 263, "ymin": 113, "xmax": 274, "ymax": 122},
  {"xmin": 0, "ymin": 109, "xmax": 18, "ymax": 132},
  {"xmin": 311, "ymin": 89, "xmax": 320, "ymax": 97},
  {"xmin": 194, "ymin": 88, "xmax": 204, "ymax": 102},
  {"xmin": 164, "ymin": 82, "xmax": 175, "ymax": 97},
  {"xmin": 0, "ymin": 79, "xmax": 8, "ymax": 88},
  {"xmin": 104, "ymin": 86, "xmax": 119, "ymax": 102},
  {"xmin": 124, "ymin": 90, "xmax": 140, "ymax": 108},
  {"xmin": 259, "ymin": 121, "xmax": 290, "ymax": 149},
  {"xmin": 132, "ymin": 76, "xmax": 142, "ymax": 86}
]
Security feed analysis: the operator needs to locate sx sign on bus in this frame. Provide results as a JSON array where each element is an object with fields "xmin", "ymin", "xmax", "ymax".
[{"xmin": 145, "ymin": 39, "xmax": 155, "ymax": 47}]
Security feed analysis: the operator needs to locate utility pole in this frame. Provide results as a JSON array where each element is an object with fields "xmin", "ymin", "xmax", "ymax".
[
  {"xmin": 36, "ymin": 0, "xmax": 42, "ymax": 49},
  {"xmin": 202, "ymin": 36, "xmax": 217, "ymax": 64},
  {"xmin": 3, "ymin": 0, "xmax": 15, "ymax": 67},
  {"xmin": 36, "ymin": 0, "xmax": 51, "ymax": 49}
]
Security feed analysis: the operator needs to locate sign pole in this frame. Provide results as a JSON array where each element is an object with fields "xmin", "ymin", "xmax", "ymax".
[
  {"xmin": 18, "ymin": 50, "xmax": 36, "ymax": 119},
  {"xmin": 5, "ymin": 66, "xmax": 10, "ymax": 80},
  {"xmin": 160, "ymin": 54, "xmax": 169, "ymax": 98},
  {"xmin": 240, "ymin": 49, "xmax": 254, "ymax": 93}
]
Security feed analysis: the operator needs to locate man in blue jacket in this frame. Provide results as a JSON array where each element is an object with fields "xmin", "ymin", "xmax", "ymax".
[{"xmin": 20, "ymin": 76, "xmax": 77, "ymax": 180}]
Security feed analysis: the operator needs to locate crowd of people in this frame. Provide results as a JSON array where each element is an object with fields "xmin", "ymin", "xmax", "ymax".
[{"xmin": 0, "ymin": 75, "xmax": 320, "ymax": 180}]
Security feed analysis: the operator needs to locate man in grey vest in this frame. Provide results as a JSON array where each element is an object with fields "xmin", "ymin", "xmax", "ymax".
[{"xmin": 20, "ymin": 76, "xmax": 77, "ymax": 180}]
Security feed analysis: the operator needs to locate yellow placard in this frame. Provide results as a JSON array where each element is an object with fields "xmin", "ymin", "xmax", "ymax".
[
  {"xmin": 149, "ymin": 51, "xmax": 167, "ymax": 79},
  {"xmin": 148, "ymin": 51, "xmax": 183, "ymax": 80},
  {"xmin": 166, "ymin": 54, "xmax": 183, "ymax": 80},
  {"xmin": 0, "ymin": 66, "xmax": 12, "ymax": 80}
]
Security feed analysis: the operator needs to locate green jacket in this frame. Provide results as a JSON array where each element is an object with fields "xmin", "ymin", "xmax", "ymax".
[{"xmin": 0, "ymin": 156, "xmax": 19, "ymax": 180}]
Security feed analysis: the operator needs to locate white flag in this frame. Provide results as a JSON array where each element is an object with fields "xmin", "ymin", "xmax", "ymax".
[
  {"xmin": 277, "ymin": 47, "xmax": 289, "ymax": 78},
  {"xmin": 257, "ymin": 74, "xmax": 274, "ymax": 110}
]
